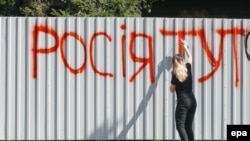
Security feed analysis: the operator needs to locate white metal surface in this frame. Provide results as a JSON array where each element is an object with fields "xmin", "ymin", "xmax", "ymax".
[{"xmin": 0, "ymin": 17, "xmax": 250, "ymax": 140}]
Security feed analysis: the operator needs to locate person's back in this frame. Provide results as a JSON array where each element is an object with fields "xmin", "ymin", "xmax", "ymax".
[
  {"xmin": 171, "ymin": 63, "xmax": 192, "ymax": 98},
  {"xmin": 169, "ymin": 40, "xmax": 197, "ymax": 141}
]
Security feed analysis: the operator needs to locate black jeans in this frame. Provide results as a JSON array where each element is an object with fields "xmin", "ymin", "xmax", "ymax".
[{"xmin": 175, "ymin": 92, "xmax": 197, "ymax": 141}]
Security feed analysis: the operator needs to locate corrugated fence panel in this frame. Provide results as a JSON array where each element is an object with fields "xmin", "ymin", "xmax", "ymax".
[{"xmin": 0, "ymin": 17, "xmax": 250, "ymax": 140}]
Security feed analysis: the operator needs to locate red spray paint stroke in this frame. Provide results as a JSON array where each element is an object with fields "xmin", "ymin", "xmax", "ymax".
[
  {"xmin": 233, "ymin": 29, "xmax": 239, "ymax": 87},
  {"xmin": 121, "ymin": 24, "xmax": 126, "ymax": 77},
  {"xmin": 177, "ymin": 31, "xmax": 185, "ymax": 55},
  {"xmin": 196, "ymin": 29, "xmax": 220, "ymax": 83},
  {"xmin": 197, "ymin": 29, "xmax": 218, "ymax": 67},
  {"xmin": 129, "ymin": 32, "xmax": 155, "ymax": 83},
  {"xmin": 32, "ymin": 25, "xmax": 59, "ymax": 78},
  {"xmin": 232, "ymin": 27, "xmax": 247, "ymax": 87},
  {"xmin": 159, "ymin": 29, "xmax": 196, "ymax": 55},
  {"xmin": 215, "ymin": 27, "xmax": 247, "ymax": 87},
  {"xmin": 90, "ymin": 32, "xmax": 113, "ymax": 77},
  {"xmin": 60, "ymin": 32, "xmax": 87, "ymax": 74},
  {"xmin": 234, "ymin": 27, "xmax": 247, "ymax": 87}
]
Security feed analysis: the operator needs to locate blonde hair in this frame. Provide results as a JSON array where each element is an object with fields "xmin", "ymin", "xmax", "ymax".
[{"xmin": 172, "ymin": 55, "xmax": 188, "ymax": 82}]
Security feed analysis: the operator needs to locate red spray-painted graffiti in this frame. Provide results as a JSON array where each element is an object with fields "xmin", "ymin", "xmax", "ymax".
[
  {"xmin": 160, "ymin": 27, "xmax": 247, "ymax": 87},
  {"xmin": 32, "ymin": 25, "xmax": 60, "ymax": 78},
  {"xmin": 90, "ymin": 32, "xmax": 113, "ymax": 77},
  {"xmin": 32, "ymin": 24, "xmax": 155, "ymax": 83},
  {"xmin": 32, "ymin": 24, "xmax": 247, "ymax": 87},
  {"xmin": 60, "ymin": 32, "xmax": 87, "ymax": 74}
]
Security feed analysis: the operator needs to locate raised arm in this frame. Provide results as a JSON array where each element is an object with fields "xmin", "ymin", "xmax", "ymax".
[{"xmin": 181, "ymin": 40, "xmax": 192, "ymax": 65}]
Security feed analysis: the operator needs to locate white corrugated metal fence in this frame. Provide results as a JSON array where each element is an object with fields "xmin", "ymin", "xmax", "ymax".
[{"xmin": 0, "ymin": 17, "xmax": 250, "ymax": 140}]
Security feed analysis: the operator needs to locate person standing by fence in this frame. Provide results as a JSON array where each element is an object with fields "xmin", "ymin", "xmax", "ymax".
[{"xmin": 170, "ymin": 40, "xmax": 197, "ymax": 141}]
